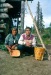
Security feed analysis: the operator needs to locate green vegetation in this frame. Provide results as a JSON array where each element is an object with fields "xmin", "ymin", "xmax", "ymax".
[
  {"xmin": 31, "ymin": 28, "xmax": 51, "ymax": 45},
  {"xmin": 36, "ymin": 1, "xmax": 44, "ymax": 33},
  {"xmin": 31, "ymin": 1, "xmax": 51, "ymax": 45},
  {"xmin": 0, "ymin": 44, "xmax": 7, "ymax": 51}
]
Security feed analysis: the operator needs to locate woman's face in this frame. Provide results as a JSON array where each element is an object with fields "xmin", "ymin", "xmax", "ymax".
[{"xmin": 12, "ymin": 29, "xmax": 17, "ymax": 36}]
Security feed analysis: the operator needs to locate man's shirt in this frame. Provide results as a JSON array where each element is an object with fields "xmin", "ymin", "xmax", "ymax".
[{"xmin": 18, "ymin": 33, "xmax": 36, "ymax": 47}]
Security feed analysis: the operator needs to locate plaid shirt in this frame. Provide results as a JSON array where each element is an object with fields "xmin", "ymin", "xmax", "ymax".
[{"xmin": 5, "ymin": 34, "xmax": 20, "ymax": 46}]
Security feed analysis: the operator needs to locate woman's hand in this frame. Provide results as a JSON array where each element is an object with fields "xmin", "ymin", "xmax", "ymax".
[
  {"xmin": 11, "ymin": 45, "xmax": 16, "ymax": 50},
  {"xmin": 11, "ymin": 44, "xmax": 17, "ymax": 49}
]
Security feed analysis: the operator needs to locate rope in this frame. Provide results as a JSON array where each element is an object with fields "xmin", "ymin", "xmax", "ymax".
[{"xmin": 25, "ymin": 0, "xmax": 46, "ymax": 49}]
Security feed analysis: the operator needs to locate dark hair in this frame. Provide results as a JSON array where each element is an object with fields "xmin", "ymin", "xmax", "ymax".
[
  {"xmin": 25, "ymin": 27, "xmax": 31, "ymax": 31},
  {"xmin": 11, "ymin": 27, "xmax": 17, "ymax": 31}
]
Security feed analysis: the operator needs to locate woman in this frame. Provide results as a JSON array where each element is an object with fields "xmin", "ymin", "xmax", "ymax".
[{"xmin": 5, "ymin": 27, "xmax": 20, "ymax": 53}]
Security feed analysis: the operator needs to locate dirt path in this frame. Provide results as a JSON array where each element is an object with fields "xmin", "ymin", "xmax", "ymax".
[{"xmin": 0, "ymin": 49, "xmax": 51, "ymax": 75}]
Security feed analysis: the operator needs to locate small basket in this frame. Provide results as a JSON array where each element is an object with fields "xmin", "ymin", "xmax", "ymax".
[{"xmin": 10, "ymin": 50, "xmax": 20, "ymax": 57}]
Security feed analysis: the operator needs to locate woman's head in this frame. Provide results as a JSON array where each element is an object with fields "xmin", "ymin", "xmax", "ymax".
[{"xmin": 11, "ymin": 27, "xmax": 17, "ymax": 36}]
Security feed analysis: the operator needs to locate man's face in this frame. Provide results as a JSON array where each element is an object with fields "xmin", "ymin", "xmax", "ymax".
[
  {"xmin": 12, "ymin": 29, "xmax": 17, "ymax": 36},
  {"xmin": 25, "ymin": 29, "xmax": 31, "ymax": 36}
]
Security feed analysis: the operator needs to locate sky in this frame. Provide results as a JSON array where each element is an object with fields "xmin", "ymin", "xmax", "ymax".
[{"xmin": 24, "ymin": 0, "xmax": 51, "ymax": 28}]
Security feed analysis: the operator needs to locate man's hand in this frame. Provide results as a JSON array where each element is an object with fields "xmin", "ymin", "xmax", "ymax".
[{"xmin": 25, "ymin": 41, "xmax": 32, "ymax": 47}]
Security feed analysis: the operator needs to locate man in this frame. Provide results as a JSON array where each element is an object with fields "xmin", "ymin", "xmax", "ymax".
[
  {"xmin": 5, "ymin": 27, "xmax": 20, "ymax": 53},
  {"xmin": 18, "ymin": 27, "xmax": 36, "ymax": 55}
]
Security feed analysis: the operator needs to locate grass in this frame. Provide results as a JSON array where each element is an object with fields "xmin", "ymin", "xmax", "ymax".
[
  {"xmin": 0, "ymin": 44, "xmax": 7, "ymax": 51},
  {"xmin": 42, "ymin": 38, "xmax": 51, "ymax": 45},
  {"xmin": 36, "ymin": 37, "xmax": 51, "ymax": 45}
]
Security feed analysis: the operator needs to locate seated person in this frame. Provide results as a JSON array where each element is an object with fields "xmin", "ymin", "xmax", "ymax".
[
  {"xmin": 5, "ymin": 27, "xmax": 20, "ymax": 53},
  {"xmin": 18, "ymin": 27, "xmax": 36, "ymax": 55}
]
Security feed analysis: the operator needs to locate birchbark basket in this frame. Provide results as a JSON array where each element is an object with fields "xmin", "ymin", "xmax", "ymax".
[
  {"xmin": 10, "ymin": 50, "xmax": 20, "ymax": 57},
  {"xmin": 34, "ymin": 47, "xmax": 45, "ymax": 60}
]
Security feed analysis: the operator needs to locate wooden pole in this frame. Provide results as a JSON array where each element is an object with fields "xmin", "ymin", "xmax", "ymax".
[{"xmin": 26, "ymin": 0, "xmax": 46, "ymax": 49}]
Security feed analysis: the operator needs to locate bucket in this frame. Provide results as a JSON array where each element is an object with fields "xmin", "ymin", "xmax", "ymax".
[
  {"xmin": 34, "ymin": 47, "xmax": 45, "ymax": 60},
  {"xmin": 10, "ymin": 50, "xmax": 20, "ymax": 57}
]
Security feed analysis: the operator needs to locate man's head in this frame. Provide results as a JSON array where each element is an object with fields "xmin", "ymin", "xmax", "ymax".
[
  {"xmin": 25, "ymin": 27, "xmax": 31, "ymax": 36},
  {"xmin": 11, "ymin": 27, "xmax": 17, "ymax": 36}
]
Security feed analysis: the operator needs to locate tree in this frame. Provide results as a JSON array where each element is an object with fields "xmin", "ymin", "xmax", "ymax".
[
  {"xmin": 39, "ymin": 8, "xmax": 44, "ymax": 32},
  {"xmin": 49, "ymin": 23, "xmax": 51, "ymax": 38},
  {"xmin": 36, "ymin": 1, "xmax": 44, "ymax": 33},
  {"xmin": 49, "ymin": 22, "xmax": 51, "ymax": 28},
  {"xmin": 36, "ymin": 1, "xmax": 40, "ymax": 29}
]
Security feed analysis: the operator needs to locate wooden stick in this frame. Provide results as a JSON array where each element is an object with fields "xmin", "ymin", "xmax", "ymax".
[
  {"xmin": 26, "ymin": 0, "xmax": 46, "ymax": 49},
  {"xmin": 25, "ymin": 0, "xmax": 51, "ymax": 60}
]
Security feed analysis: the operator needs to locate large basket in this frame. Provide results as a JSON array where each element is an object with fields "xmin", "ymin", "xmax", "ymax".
[
  {"xmin": 10, "ymin": 50, "xmax": 20, "ymax": 57},
  {"xmin": 34, "ymin": 47, "xmax": 45, "ymax": 60}
]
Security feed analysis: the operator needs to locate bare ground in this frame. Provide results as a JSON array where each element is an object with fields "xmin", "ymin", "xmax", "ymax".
[{"xmin": 0, "ymin": 45, "xmax": 51, "ymax": 75}]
